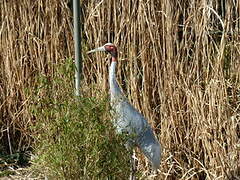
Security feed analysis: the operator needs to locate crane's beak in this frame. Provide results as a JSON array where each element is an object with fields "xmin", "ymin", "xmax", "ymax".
[{"xmin": 87, "ymin": 46, "xmax": 105, "ymax": 54}]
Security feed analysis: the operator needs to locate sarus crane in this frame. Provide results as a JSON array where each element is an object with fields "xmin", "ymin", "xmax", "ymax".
[{"xmin": 87, "ymin": 43, "xmax": 161, "ymax": 172}]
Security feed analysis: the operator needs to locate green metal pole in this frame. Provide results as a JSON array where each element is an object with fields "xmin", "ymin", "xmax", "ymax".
[{"xmin": 73, "ymin": 0, "xmax": 82, "ymax": 96}]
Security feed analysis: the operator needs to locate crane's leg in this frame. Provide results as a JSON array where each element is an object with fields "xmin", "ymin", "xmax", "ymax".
[{"xmin": 129, "ymin": 150, "xmax": 137, "ymax": 180}]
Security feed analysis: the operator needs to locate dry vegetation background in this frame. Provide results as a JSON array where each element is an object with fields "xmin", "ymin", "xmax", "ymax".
[{"xmin": 1, "ymin": 0, "xmax": 240, "ymax": 179}]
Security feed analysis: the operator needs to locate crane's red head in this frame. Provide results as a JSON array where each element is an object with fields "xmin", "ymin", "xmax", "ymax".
[
  {"xmin": 104, "ymin": 43, "xmax": 117, "ymax": 58},
  {"xmin": 87, "ymin": 43, "xmax": 118, "ymax": 61}
]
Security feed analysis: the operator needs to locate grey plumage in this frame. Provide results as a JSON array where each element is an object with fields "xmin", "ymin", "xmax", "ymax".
[{"xmin": 87, "ymin": 43, "xmax": 161, "ymax": 169}]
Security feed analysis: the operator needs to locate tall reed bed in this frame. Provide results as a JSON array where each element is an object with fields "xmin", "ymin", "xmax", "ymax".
[
  {"xmin": 0, "ymin": 0, "xmax": 73, "ymax": 153},
  {"xmin": 0, "ymin": 0, "xmax": 239, "ymax": 179},
  {"xmin": 85, "ymin": 0, "xmax": 240, "ymax": 178}
]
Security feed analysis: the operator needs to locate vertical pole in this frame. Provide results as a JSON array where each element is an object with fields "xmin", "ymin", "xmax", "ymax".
[{"xmin": 73, "ymin": 0, "xmax": 82, "ymax": 96}]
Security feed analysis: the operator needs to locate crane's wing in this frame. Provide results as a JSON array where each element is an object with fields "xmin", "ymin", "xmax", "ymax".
[{"xmin": 111, "ymin": 98, "xmax": 161, "ymax": 169}]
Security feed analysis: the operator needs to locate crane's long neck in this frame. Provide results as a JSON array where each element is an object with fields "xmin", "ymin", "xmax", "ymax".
[{"xmin": 109, "ymin": 57, "xmax": 122, "ymax": 99}]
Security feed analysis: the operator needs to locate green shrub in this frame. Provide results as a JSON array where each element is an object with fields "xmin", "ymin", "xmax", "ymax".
[{"xmin": 31, "ymin": 59, "xmax": 131, "ymax": 179}]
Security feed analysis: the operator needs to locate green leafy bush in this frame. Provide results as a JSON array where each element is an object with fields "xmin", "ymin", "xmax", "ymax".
[{"xmin": 31, "ymin": 60, "xmax": 131, "ymax": 179}]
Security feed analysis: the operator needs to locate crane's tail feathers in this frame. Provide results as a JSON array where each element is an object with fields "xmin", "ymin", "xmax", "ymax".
[{"xmin": 138, "ymin": 128, "xmax": 161, "ymax": 169}]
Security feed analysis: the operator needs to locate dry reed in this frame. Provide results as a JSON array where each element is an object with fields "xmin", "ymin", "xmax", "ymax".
[{"xmin": 0, "ymin": 0, "xmax": 240, "ymax": 179}]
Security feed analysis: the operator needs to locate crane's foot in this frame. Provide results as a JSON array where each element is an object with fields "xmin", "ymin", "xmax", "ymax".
[{"xmin": 129, "ymin": 151, "xmax": 138, "ymax": 180}]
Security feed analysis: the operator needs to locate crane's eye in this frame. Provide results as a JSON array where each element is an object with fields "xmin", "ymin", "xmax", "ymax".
[{"xmin": 105, "ymin": 45, "xmax": 114, "ymax": 52}]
